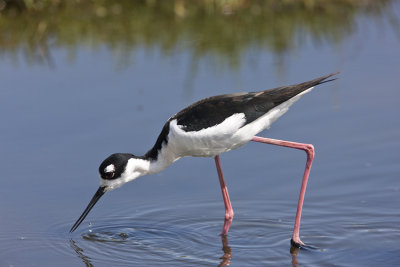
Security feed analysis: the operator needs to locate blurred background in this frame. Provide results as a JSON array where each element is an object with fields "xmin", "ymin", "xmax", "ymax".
[{"xmin": 1, "ymin": 1, "xmax": 399, "ymax": 266}]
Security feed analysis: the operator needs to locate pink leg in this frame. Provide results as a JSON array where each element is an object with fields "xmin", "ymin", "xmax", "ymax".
[
  {"xmin": 214, "ymin": 155, "xmax": 234, "ymax": 236},
  {"xmin": 251, "ymin": 135, "xmax": 315, "ymax": 247}
]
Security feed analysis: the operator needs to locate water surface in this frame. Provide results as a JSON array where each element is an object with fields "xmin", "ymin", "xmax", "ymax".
[{"xmin": 0, "ymin": 1, "xmax": 399, "ymax": 266}]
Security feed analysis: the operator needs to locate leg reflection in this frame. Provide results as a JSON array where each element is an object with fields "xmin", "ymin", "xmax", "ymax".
[
  {"xmin": 290, "ymin": 245, "xmax": 300, "ymax": 267},
  {"xmin": 218, "ymin": 235, "xmax": 232, "ymax": 267},
  {"xmin": 290, "ymin": 240, "xmax": 319, "ymax": 267}
]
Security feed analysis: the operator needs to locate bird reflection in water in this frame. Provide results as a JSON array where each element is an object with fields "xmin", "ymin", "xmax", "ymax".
[
  {"xmin": 69, "ymin": 234, "xmax": 232, "ymax": 266},
  {"xmin": 69, "ymin": 239, "xmax": 93, "ymax": 267},
  {"xmin": 69, "ymin": 230, "xmax": 308, "ymax": 266},
  {"xmin": 290, "ymin": 245, "xmax": 300, "ymax": 267},
  {"xmin": 218, "ymin": 235, "xmax": 232, "ymax": 267}
]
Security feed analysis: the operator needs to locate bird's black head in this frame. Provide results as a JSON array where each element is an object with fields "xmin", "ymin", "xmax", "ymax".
[
  {"xmin": 70, "ymin": 153, "xmax": 141, "ymax": 233},
  {"xmin": 99, "ymin": 153, "xmax": 134, "ymax": 180}
]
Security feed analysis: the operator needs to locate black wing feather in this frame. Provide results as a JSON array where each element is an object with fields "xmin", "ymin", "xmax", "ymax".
[{"xmin": 174, "ymin": 72, "xmax": 338, "ymax": 131}]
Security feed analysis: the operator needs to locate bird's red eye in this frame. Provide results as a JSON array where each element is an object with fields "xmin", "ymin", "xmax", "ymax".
[{"xmin": 104, "ymin": 172, "xmax": 115, "ymax": 179}]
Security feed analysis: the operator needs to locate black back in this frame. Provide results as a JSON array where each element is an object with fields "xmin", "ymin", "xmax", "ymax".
[{"xmin": 173, "ymin": 72, "xmax": 337, "ymax": 131}]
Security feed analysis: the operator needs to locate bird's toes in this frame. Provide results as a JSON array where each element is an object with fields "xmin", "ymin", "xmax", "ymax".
[
  {"xmin": 290, "ymin": 238, "xmax": 319, "ymax": 250},
  {"xmin": 290, "ymin": 238, "xmax": 305, "ymax": 248}
]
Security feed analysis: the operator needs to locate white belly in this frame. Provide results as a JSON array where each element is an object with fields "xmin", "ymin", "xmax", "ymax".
[{"xmin": 167, "ymin": 113, "xmax": 248, "ymax": 157}]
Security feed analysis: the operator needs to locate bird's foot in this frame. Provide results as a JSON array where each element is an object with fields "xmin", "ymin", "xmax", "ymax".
[
  {"xmin": 290, "ymin": 238, "xmax": 305, "ymax": 248},
  {"xmin": 290, "ymin": 238, "xmax": 318, "ymax": 250}
]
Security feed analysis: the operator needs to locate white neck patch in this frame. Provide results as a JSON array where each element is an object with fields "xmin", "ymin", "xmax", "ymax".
[{"xmin": 100, "ymin": 158, "xmax": 151, "ymax": 191}]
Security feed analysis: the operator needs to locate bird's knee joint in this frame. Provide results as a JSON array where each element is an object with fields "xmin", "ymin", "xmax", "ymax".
[
  {"xmin": 304, "ymin": 144, "xmax": 315, "ymax": 157},
  {"xmin": 225, "ymin": 211, "xmax": 234, "ymax": 221}
]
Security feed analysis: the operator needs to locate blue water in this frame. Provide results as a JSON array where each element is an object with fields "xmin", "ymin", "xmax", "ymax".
[{"xmin": 1, "ymin": 4, "xmax": 400, "ymax": 266}]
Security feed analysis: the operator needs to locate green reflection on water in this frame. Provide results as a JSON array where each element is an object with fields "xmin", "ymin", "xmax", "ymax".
[{"xmin": 0, "ymin": 0, "xmax": 398, "ymax": 67}]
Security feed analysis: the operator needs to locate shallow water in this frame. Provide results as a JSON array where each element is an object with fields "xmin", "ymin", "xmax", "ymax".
[{"xmin": 1, "ymin": 2, "xmax": 400, "ymax": 266}]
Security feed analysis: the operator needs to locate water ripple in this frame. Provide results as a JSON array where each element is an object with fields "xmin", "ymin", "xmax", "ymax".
[
  {"xmin": 61, "ymin": 200, "xmax": 301, "ymax": 266},
  {"xmin": 2, "ymin": 198, "xmax": 398, "ymax": 266}
]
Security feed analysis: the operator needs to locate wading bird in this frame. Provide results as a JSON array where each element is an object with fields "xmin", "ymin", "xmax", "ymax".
[{"xmin": 70, "ymin": 72, "xmax": 338, "ymax": 247}]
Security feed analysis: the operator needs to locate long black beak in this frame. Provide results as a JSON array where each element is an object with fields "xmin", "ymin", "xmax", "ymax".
[{"xmin": 70, "ymin": 186, "xmax": 106, "ymax": 233}]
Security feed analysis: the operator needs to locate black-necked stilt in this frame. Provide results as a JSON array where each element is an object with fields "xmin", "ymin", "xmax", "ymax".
[{"xmin": 70, "ymin": 72, "xmax": 338, "ymax": 247}]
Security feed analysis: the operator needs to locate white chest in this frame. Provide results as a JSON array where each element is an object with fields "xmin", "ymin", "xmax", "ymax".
[{"xmin": 166, "ymin": 114, "xmax": 249, "ymax": 157}]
